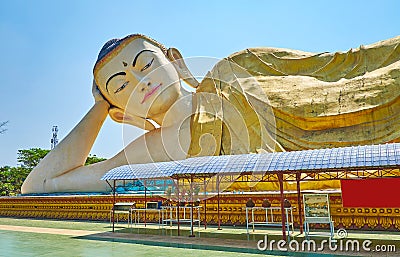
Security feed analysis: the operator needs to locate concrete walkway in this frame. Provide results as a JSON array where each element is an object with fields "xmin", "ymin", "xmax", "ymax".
[
  {"xmin": 1, "ymin": 218, "xmax": 399, "ymax": 256},
  {"xmin": 0, "ymin": 224, "xmax": 100, "ymax": 236}
]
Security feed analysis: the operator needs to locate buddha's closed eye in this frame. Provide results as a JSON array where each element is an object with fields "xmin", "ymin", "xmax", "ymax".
[
  {"xmin": 114, "ymin": 81, "xmax": 129, "ymax": 94},
  {"xmin": 141, "ymin": 58, "xmax": 154, "ymax": 72}
]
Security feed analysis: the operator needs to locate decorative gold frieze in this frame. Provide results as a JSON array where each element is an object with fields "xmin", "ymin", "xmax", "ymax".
[{"xmin": 0, "ymin": 193, "xmax": 399, "ymax": 231}]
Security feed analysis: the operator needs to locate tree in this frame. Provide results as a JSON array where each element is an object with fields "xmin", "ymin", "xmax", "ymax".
[
  {"xmin": 17, "ymin": 148, "xmax": 50, "ymax": 170},
  {"xmin": 0, "ymin": 148, "xmax": 50, "ymax": 196},
  {"xmin": 0, "ymin": 121, "xmax": 8, "ymax": 134},
  {"xmin": 17, "ymin": 148, "xmax": 106, "ymax": 168},
  {"xmin": 85, "ymin": 154, "xmax": 107, "ymax": 165},
  {"xmin": 0, "ymin": 166, "xmax": 30, "ymax": 196}
]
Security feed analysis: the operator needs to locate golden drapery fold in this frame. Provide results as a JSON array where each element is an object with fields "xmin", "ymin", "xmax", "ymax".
[
  {"xmin": 187, "ymin": 36, "xmax": 400, "ymax": 191},
  {"xmin": 189, "ymin": 36, "xmax": 400, "ymax": 154}
]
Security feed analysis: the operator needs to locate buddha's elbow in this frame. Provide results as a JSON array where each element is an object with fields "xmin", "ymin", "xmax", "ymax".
[
  {"xmin": 21, "ymin": 171, "xmax": 46, "ymax": 194},
  {"xmin": 21, "ymin": 176, "xmax": 34, "ymax": 194}
]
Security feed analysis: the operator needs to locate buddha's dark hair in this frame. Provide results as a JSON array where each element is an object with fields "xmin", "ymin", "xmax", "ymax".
[{"xmin": 94, "ymin": 34, "xmax": 167, "ymax": 71}]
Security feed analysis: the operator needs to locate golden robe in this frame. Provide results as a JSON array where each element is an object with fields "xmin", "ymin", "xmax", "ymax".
[{"xmin": 187, "ymin": 36, "xmax": 400, "ymax": 191}]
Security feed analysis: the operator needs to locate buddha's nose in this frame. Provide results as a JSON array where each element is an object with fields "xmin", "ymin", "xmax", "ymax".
[
  {"xmin": 125, "ymin": 69, "xmax": 141, "ymax": 84},
  {"xmin": 139, "ymin": 80, "xmax": 152, "ymax": 92}
]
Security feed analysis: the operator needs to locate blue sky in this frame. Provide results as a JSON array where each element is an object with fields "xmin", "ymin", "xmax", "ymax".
[{"xmin": 0, "ymin": 0, "xmax": 399, "ymax": 166}]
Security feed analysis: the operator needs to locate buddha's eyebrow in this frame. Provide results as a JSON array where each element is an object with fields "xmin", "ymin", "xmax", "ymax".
[
  {"xmin": 132, "ymin": 49, "xmax": 155, "ymax": 67},
  {"xmin": 106, "ymin": 72, "xmax": 126, "ymax": 92},
  {"xmin": 105, "ymin": 50, "xmax": 155, "ymax": 92}
]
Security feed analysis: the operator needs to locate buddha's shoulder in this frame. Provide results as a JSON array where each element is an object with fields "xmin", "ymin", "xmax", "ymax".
[
  {"xmin": 227, "ymin": 35, "xmax": 400, "ymax": 60},
  {"xmin": 227, "ymin": 47, "xmax": 318, "ymax": 59}
]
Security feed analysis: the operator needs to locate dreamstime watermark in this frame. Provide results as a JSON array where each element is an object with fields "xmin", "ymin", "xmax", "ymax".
[{"xmin": 257, "ymin": 228, "xmax": 396, "ymax": 253}]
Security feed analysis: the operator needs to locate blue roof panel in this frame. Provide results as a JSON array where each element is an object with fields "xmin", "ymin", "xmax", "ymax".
[{"xmin": 101, "ymin": 143, "xmax": 400, "ymax": 180}]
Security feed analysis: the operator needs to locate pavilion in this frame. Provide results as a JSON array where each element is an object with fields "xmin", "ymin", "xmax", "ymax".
[{"xmin": 102, "ymin": 143, "xmax": 400, "ymax": 240}]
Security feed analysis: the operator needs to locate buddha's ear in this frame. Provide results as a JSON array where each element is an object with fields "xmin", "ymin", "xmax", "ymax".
[
  {"xmin": 108, "ymin": 107, "xmax": 156, "ymax": 131},
  {"xmin": 167, "ymin": 48, "xmax": 199, "ymax": 88}
]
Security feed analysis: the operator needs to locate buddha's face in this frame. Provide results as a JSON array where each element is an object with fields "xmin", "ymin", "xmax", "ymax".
[{"xmin": 94, "ymin": 37, "xmax": 181, "ymax": 119}]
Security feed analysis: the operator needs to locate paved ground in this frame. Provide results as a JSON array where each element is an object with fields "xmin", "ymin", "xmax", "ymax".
[
  {"xmin": 0, "ymin": 224, "xmax": 98, "ymax": 236},
  {"xmin": 0, "ymin": 217, "xmax": 399, "ymax": 256}
]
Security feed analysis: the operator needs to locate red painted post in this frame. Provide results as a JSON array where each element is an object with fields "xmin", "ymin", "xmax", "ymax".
[
  {"xmin": 144, "ymin": 182, "xmax": 147, "ymax": 227},
  {"xmin": 217, "ymin": 174, "xmax": 221, "ymax": 230},
  {"xmin": 203, "ymin": 177, "xmax": 207, "ymax": 229},
  {"xmin": 112, "ymin": 180, "xmax": 116, "ymax": 232},
  {"xmin": 278, "ymin": 173, "xmax": 287, "ymax": 240},
  {"xmin": 189, "ymin": 174, "xmax": 195, "ymax": 237},
  {"xmin": 296, "ymin": 172, "xmax": 304, "ymax": 234},
  {"xmin": 177, "ymin": 178, "xmax": 180, "ymax": 236}
]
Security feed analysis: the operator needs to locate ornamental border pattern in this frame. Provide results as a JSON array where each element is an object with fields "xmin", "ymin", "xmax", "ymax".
[{"xmin": 0, "ymin": 193, "xmax": 399, "ymax": 231}]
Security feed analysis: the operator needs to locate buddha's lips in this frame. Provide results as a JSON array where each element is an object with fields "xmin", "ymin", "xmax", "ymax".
[{"xmin": 141, "ymin": 83, "xmax": 162, "ymax": 104}]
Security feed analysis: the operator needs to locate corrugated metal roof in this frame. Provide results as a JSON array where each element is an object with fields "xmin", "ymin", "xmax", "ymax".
[{"xmin": 101, "ymin": 143, "xmax": 400, "ymax": 181}]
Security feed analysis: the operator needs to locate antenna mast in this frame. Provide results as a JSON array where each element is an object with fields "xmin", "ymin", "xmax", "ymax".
[{"xmin": 51, "ymin": 126, "xmax": 59, "ymax": 149}]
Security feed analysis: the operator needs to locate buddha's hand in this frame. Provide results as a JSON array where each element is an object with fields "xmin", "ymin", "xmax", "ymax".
[{"xmin": 92, "ymin": 80, "xmax": 109, "ymax": 105}]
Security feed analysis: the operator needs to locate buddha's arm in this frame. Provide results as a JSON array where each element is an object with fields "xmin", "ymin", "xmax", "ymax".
[
  {"xmin": 21, "ymin": 99, "xmax": 110, "ymax": 194},
  {"xmin": 22, "ymin": 117, "xmax": 191, "ymax": 193}
]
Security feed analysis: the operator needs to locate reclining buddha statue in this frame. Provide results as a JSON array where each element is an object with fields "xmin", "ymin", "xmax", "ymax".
[{"xmin": 21, "ymin": 34, "xmax": 400, "ymax": 194}]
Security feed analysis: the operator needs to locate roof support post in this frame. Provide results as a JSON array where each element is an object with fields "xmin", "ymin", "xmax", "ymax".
[
  {"xmin": 112, "ymin": 180, "xmax": 116, "ymax": 233},
  {"xmin": 296, "ymin": 172, "xmax": 304, "ymax": 234},
  {"xmin": 189, "ymin": 174, "xmax": 195, "ymax": 237},
  {"xmin": 144, "ymin": 181, "xmax": 147, "ymax": 227},
  {"xmin": 278, "ymin": 173, "xmax": 287, "ymax": 240},
  {"xmin": 203, "ymin": 177, "xmax": 207, "ymax": 229},
  {"xmin": 177, "ymin": 178, "xmax": 180, "ymax": 236},
  {"xmin": 217, "ymin": 173, "xmax": 222, "ymax": 230}
]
